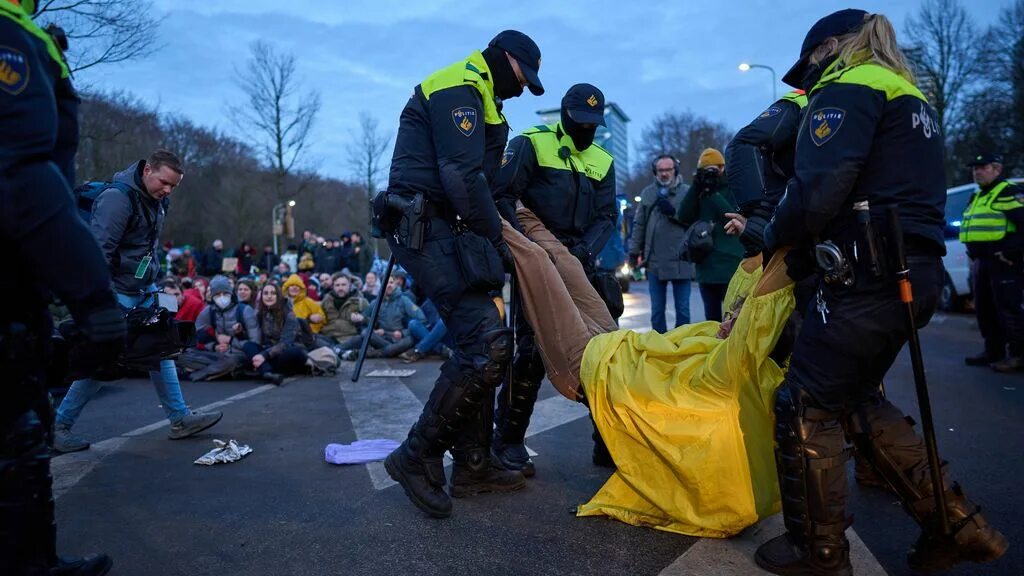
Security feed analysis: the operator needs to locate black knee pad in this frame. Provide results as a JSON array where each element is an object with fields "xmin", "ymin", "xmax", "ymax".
[
  {"xmin": 1, "ymin": 410, "xmax": 55, "ymax": 572},
  {"xmin": 477, "ymin": 328, "xmax": 512, "ymax": 387}
]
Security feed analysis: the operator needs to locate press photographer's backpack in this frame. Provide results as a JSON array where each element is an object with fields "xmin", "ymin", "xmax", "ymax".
[{"xmin": 73, "ymin": 180, "xmax": 137, "ymax": 224}]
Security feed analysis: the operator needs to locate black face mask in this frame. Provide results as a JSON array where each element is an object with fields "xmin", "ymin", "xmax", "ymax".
[
  {"xmin": 482, "ymin": 46, "xmax": 523, "ymax": 101},
  {"xmin": 560, "ymin": 108, "xmax": 597, "ymax": 152},
  {"xmin": 800, "ymin": 54, "xmax": 838, "ymax": 92}
]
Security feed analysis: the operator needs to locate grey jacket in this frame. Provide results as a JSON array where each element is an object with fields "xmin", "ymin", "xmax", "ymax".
[
  {"xmin": 630, "ymin": 178, "xmax": 695, "ymax": 281},
  {"xmin": 89, "ymin": 160, "xmax": 166, "ymax": 293},
  {"xmin": 195, "ymin": 302, "xmax": 261, "ymax": 353},
  {"xmin": 374, "ymin": 290, "xmax": 426, "ymax": 336}
]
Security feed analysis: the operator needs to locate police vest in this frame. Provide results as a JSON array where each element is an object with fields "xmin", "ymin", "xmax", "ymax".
[
  {"xmin": 812, "ymin": 61, "xmax": 926, "ymax": 104},
  {"xmin": 419, "ymin": 50, "xmax": 503, "ymax": 127},
  {"xmin": 960, "ymin": 181, "xmax": 1019, "ymax": 243},
  {"xmin": 522, "ymin": 123, "xmax": 613, "ymax": 182},
  {"xmin": 781, "ymin": 89, "xmax": 808, "ymax": 108},
  {"xmin": 0, "ymin": 2, "xmax": 69, "ymax": 79}
]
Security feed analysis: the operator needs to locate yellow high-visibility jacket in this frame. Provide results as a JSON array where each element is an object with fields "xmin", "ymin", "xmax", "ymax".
[{"xmin": 577, "ymin": 257, "xmax": 794, "ymax": 537}]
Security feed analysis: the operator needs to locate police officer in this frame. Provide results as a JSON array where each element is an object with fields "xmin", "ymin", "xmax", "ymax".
[
  {"xmin": 1, "ymin": 1, "xmax": 125, "ymax": 574},
  {"xmin": 491, "ymin": 84, "xmax": 618, "ymax": 475},
  {"xmin": 754, "ymin": 10, "xmax": 1007, "ymax": 575},
  {"xmin": 725, "ymin": 88, "xmax": 807, "ymax": 256},
  {"xmin": 379, "ymin": 30, "xmax": 544, "ymax": 518},
  {"xmin": 960, "ymin": 153, "xmax": 1024, "ymax": 372}
]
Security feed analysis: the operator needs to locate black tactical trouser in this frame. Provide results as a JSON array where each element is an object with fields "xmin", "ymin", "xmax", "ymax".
[
  {"xmin": 773, "ymin": 257, "xmax": 971, "ymax": 560},
  {"xmin": 972, "ymin": 254, "xmax": 1024, "ymax": 358},
  {"xmin": 388, "ymin": 219, "xmax": 512, "ymax": 470}
]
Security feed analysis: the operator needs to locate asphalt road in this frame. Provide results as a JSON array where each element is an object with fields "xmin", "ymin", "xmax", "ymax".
[{"xmin": 50, "ymin": 281, "xmax": 1020, "ymax": 576}]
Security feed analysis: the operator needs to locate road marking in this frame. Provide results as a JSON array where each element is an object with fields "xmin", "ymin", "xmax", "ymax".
[
  {"xmin": 51, "ymin": 382, "xmax": 280, "ymax": 499},
  {"xmin": 660, "ymin": 514, "xmax": 886, "ymax": 576},
  {"xmin": 341, "ymin": 377, "xmax": 591, "ymax": 490}
]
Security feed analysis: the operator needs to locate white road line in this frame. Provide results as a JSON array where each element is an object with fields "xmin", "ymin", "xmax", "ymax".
[
  {"xmin": 660, "ymin": 514, "xmax": 886, "ymax": 576},
  {"xmin": 51, "ymin": 382, "xmax": 280, "ymax": 499}
]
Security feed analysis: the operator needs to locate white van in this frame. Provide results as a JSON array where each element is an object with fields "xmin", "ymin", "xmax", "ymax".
[{"xmin": 941, "ymin": 178, "xmax": 1024, "ymax": 311}]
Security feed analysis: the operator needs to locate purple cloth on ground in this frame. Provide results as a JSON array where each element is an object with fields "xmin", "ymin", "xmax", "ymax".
[{"xmin": 325, "ymin": 439, "xmax": 401, "ymax": 465}]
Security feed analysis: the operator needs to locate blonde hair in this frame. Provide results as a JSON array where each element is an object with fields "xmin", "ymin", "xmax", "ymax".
[{"xmin": 809, "ymin": 14, "xmax": 915, "ymax": 82}]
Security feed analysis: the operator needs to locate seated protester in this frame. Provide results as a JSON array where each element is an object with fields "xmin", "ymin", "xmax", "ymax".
[
  {"xmin": 162, "ymin": 277, "xmax": 204, "ymax": 322},
  {"xmin": 399, "ymin": 297, "xmax": 451, "ymax": 363},
  {"xmin": 361, "ymin": 271, "xmax": 381, "ymax": 300},
  {"xmin": 275, "ymin": 261, "xmax": 292, "ymax": 279},
  {"xmin": 245, "ymin": 283, "xmax": 308, "ymax": 384},
  {"xmin": 502, "ymin": 206, "xmax": 795, "ymax": 537},
  {"xmin": 339, "ymin": 276, "xmax": 426, "ymax": 360},
  {"xmin": 190, "ymin": 275, "xmax": 260, "ymax": 381},
  {"xmin": 280, "ymin": 245, "xmax": 299, "ymax": 275},
  {"xmin": 187, "ymin": 276, "xmax": 210, "ymax": 304},
  {"xmin": 317, "ymin": 273, "xmax": 333, "ymax": 299},
  {"xmin": 320, "ymin": 273, "xmax": 369, "ymax": 344},
  {"xmin": 172, "ymin": 246, "xmax": 198, "ymax": 278},
  {"xmin": 235, "ymin": 279, "xmax": 257, "ymax": 307},
  {"xmin": 283, "ymin": 273, "xmax": 326, "ymax": 333}
]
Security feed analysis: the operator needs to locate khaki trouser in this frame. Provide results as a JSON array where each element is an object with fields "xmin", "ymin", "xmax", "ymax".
[{"xmin": 502, "ymin": 208, "xmax": 619, "ymax": 400}]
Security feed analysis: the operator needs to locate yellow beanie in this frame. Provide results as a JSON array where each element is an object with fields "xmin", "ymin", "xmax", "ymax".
[{"xmin": 698, "ymin": 148, "xmax": 725, "ymax": 169}]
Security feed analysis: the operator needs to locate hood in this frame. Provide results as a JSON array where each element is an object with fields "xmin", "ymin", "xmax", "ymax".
[
  {"xmin": 283, "ymin": 274, "xmax": 308, "ymax": 302},
  {"xmin": 112, "ymin": 160, "xmax": 147, "ymax": 195}
]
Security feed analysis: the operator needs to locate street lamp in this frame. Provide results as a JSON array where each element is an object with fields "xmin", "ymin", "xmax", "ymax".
[
  {"xmin": 272, "ymin": 201, "xmax": 296, "ymax": 254},
  {"xmin": 739, "ymin": 62, "xmax": 777, "ymax": 102}
]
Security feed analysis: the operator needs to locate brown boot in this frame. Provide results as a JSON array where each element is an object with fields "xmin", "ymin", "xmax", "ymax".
[{"xmin": 907, "ymin": 484, "xmax": 1009, "ymax": 572}]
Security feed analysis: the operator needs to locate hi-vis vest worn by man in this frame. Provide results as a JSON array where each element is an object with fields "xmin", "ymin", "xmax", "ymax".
[
  {"xmin": 493, "ymin": 122, "xmax": 617, "ymax": 255},
  {"xmin": 960, "ymin": 180, "xmax": 1020, "ymax": 244}
]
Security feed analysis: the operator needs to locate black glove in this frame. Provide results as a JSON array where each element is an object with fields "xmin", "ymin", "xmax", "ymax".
[
  {"xmin": 495, "ymin": 240, "xmax": 515, "ymax": 273},
  {"xmin": 569, "ymin": 242, "xmax": 592, "ymax": 267},
  {"xmin": 62, "ymin": 307, "xmax": 127, "ymax": 381},
  {"xmin": 655, "ymin": 193, "xmax": 675, "ymax": 216},
  {"xmin": 784, "ymin": 245, "xmax": 817, "ymax": 282},
  {"xmin": 739, "ymin": 215, "xmax": 769, "ymax": 257},
  {"xmin": 628, "ymin": 253, "xmax": 642, "ymax": 268}
]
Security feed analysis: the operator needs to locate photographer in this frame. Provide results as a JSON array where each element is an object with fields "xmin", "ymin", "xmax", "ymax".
[
  {"xmin": 677, "ymin": 149, "xmax": 744, "ymax": 322},
  {"xmin": 53, "ymin": 150, "xmax": 223, "ymax": 454}
]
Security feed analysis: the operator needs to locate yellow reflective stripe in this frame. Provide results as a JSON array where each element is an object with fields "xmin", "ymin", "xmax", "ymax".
[
  {"xmin": 813, "ymin": 62, "xmax": 926, "ymax": 103},
  {"xmin": 0, "ymin": 1, "xmax": 69, "ymax": 78},
  {"xmin": 523, "ymin": 122, "xmax": 613, "ymax": 180}
]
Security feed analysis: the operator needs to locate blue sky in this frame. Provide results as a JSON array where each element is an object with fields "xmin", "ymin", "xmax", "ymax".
[{"xmin": 80, "ymin": 0, "xmax": 1008, "ymax": 181}]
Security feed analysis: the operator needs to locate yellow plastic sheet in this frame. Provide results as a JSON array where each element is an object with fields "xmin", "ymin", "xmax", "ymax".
[{"xmin": 577, "ymin": 258, "xmax": 794, "ymax": 537}]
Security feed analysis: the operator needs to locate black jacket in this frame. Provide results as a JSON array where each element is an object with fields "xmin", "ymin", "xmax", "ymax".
[
  {"xmin": 766, "ymin": 63, "xmax": 946, "ymax": 254},
  {"xmin": 492, "ymin": 130, "xmax": 617, "ymax": 255},
  {"xmin": 726, "ymin": 95, "xmax": 804, "ymax": 211}
]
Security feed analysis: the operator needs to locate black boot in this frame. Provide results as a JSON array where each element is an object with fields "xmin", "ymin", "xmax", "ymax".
[
  {"xmin": 755, "ymin": 383, "xmax": 852, "ymax": 576},
  {"xmin": 846, "ymin": 395, "xmax": 1007, "ymax": 572},
  {"xmin": 383, "ymin": 435, "xmax": 451, "ymax": 518},
  {"xmin": 450, "ymin": 447, "xmax": 525, "ymax": 498},
  {"xmin": 49, "ymin": 554, "xmax": 113, "ymax": 576},
  {"xmin": 492, "ymin": 338, "xmax": 544, "ymax": 477},
  {"xmin": 591, "ymin": 418, "xmax": 615, "ymax": 469}
]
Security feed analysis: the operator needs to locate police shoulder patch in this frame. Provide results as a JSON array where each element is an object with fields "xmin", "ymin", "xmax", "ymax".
[
  {"xmin": 501, "ymin": 148, "xmax": 514, "ymax": 168},
  {"xmin": 452, "ymin": 106, "xmax": 477, "ymax": 137},
  {"xmin": 758, "ymin": 106, "xmax": 782, "ymax": 119},
  {"xmin": 809, "ymin": 107, "xmax": 845, "ymax": 146},
  {"xmin": 0, "ymin": 46, "xmax": 30, "ymax": 96}
]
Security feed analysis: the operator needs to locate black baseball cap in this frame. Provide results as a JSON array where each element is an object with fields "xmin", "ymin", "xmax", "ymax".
[
  {"xmin": 967, "ymin": 153, "xmax": 1004, "ymax": 166},
  {"xmin": 783, "ymin": 9, "xmax": 869, "ymax": 88},
  {"xmin": 562, "ymin": 83, "xmax": 606, "ymax": 125},
  {"xmin": 488, "ymin": 30, "xmax": 544, "ymax": 95}
]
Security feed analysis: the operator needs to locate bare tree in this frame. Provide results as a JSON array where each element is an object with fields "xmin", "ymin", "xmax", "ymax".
[
  {"xmin": 33, "ymin": 0, "xmax": 161, "ymax": 73},
  {"xmin": 228, "ymin": 41, "xmax": 321, "ymax": 201},
  {"xmin": 902, "ymin": 0, "xmax": 981, "ymax": 139},
  {"xmin": 636, "ymin": 110, "xmax": 732, "ymax": 180},
  {"xmin": 346, "ymin": 112, "xmax": 392, "ymax": 254}
]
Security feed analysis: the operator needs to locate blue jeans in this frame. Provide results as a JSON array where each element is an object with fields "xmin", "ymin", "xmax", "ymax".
[
  {"xmin": 647, "ymin": 271, "xmax": 691, "ymax": 333},
  {"xmin": 55, "ymin": 287, "xmax": 191, "ymax": 427},
  {"xmin": 409, "ymin": 319, "xmax": 447, "ymax": 354}
]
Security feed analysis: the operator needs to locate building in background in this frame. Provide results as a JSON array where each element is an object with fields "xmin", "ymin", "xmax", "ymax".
[{"xmin": 537, "ymin": 102, "xmax": 631, "ymax": 191}]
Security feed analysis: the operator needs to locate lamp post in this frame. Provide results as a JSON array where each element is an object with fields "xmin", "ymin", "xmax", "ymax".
[
  {"xmin": 739, "ymin": 62, "xmax": 777, "ymax": 102},
  {"xmin": 272, "ymin": 200, "xmax": 296, "ymax": 255}
]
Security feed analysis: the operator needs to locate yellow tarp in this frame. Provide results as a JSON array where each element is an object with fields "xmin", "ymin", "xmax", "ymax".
[{"xmin": 576, "ymin": 261, "xmax": 794, "ymax": 537}]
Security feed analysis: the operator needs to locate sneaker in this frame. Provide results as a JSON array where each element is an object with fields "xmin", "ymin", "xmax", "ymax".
[
  {"xmin": 341, "ymin": 350, "xmax": 357, "ymax": 361},
  {"xmin": 168, "ymin": 411, "xmax": 223, "ymax": 440},
  {"xmin": 50, "ymin": 552, "xmax": 113, "ymax": 576},
  {"xmin": 990, "ymin": 356, "xmax": 1024, "ymax": 373},
  {"xmin": 399, "ymin": 350, "xmax": 423, "ymax": 364},
  {"xmin": 53, "ymin": 425, "xmax": 90, "ymax": 454}
]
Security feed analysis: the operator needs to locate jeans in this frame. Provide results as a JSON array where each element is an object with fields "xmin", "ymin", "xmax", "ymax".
[
  {"xmin": 55, "ymin": 286, "xmax": 190, "ymax": 427},
  {"xmin": 409, "ymin": 319, "xmax": 448, "ymax": 354},
  {"xmin": 698, "ymin": 282, "xmax": 729, "ymax": 322},
  {"xmin": 647, "ymin": 271, "xmax": 691, "ymax": 333}
]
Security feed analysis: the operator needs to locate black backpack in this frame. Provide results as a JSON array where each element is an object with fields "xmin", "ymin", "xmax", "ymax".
[{"xmin": 73, "ymin": 180, "xmax": 137, "ymax": 224}]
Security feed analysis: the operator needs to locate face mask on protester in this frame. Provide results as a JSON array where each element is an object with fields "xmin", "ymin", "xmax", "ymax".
[{"xmin": 213, "ymin": 295, "xmax": 232, "ymax": 310}]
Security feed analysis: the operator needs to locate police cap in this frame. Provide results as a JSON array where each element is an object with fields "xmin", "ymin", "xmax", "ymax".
[
  {"xmin": 562, "ymin": 83, "xmax": 606, "ymax": 125},
  {"xmin": 783, "ymin": 9, "xmax": 869, "ymax": 88},
  {"xmin": 489, "ymin": 30, "xmax": 544, "ymax": 96},
  {"xmin": 967, "ymin": 153, "xmax": 1004, "ymax": 166}
]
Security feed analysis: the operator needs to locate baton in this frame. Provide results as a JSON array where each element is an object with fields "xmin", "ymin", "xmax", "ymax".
[
  {"xmin": 507, "ymin": 272, "xmax": 518, "ymax": 396},
  {"xmin": 351, "ymin": 254, "xmax": 396, "ymax": 382},
  {"xmin": 887, "ymin": 205, "xmax": 950, "ymax": 536}
]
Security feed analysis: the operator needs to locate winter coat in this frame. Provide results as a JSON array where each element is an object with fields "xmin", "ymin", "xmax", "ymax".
[
  {"xmin": 321, "ymin": 290, "xmax": 369, "ymax": 341},
  {"xmin": 283, "ymin": 274, "xmax": 326, "ymax": 333},
  {"xmin": 375, "ymin": 289, "xmax": 426, "ymax": 335},
  {"xmin": 630, "ymin": 178, "xmax": 695, "ymax": 281},
  {"xmin": 89, "ymin": 160, "xmax": 167, "ymax": 293},
  {"xmin": 201, "ymin": 247, "xmax": 225, "ymax": 276},
  {"xmin": 256, "ymin": 305, "xmax": 300, "ymax": 356},
  {"xmin": 676, "ymin": 182, "xmax": 744, "ymax": 284},
  {"xmin": 195, "ymin": 301, "xmax": 260, "ymax": 352}
]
